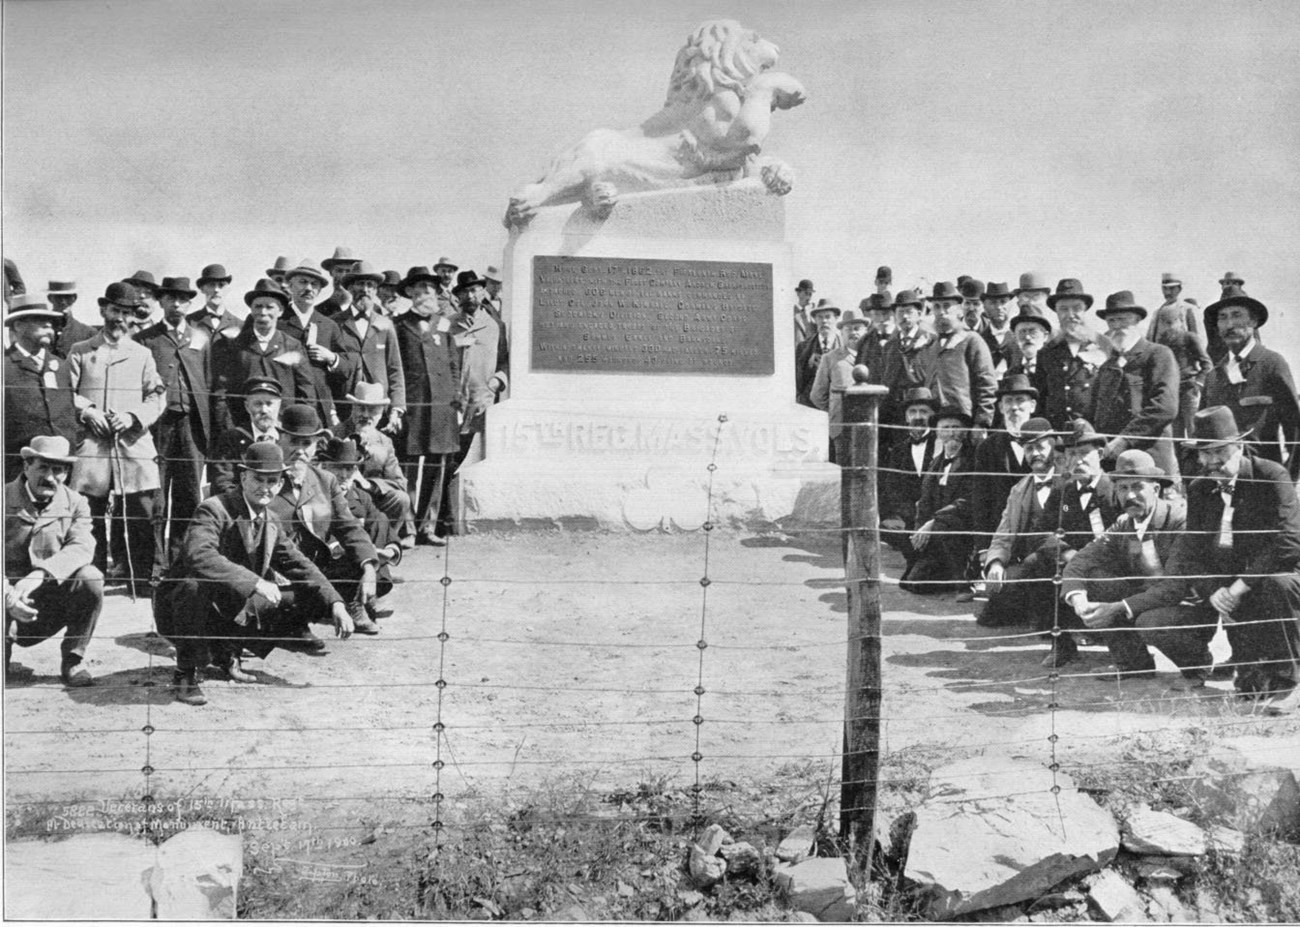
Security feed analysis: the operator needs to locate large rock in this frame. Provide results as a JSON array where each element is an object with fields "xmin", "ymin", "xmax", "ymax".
[
  {"xmin": 145, "ymin": 827, "xmax": 243, "ymax": 919},
  {"xmin": 1186, "ymin": 748, "xmax": 1300, "ymax": 837},
  {"xmin": 719, "ymin": 841, "xmax": 761, "ymax": 878},
  {"xmin": 5, "ymin": 833, "xmax": 155, "ymax": 919},
  {"xmin": 776, "ymin": 824, "xmax": 816, "ymax": 863},
  {"xmin": 774, "ymin": 857, "xmax": 857, "ymax": 922},
  {"xmin": 689, "ymin": 843, "xmax": 726, "ymax": 888},
  {"xmin": 902, "ymin": 756, "xmax": 1119, "ymax": 919},
  {"xmin": 1121, "ymin": 804, "xmax": 1206, "ymax": 856},
  {"xmin": 1087, "ymin": 870, "xmax": 1147, "ymax": 922}
]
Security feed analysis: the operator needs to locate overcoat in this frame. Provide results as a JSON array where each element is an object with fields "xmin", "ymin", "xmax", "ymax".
[
  {"xmin": 393, "ymin": 312, "xmax": 461, "ymax": 455},
  {"xmin": 3, "ymin": 346, "xmax": 78, "ymax": 479},
  {"xmin": 4, "ymin": 478, "xmax": 96, "ymax": 581}
]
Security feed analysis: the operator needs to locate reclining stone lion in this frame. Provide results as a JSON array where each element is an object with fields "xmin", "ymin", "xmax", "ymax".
[{"xmin": 504, "ymin": 19, "xmax": 807, "ymax": 228}]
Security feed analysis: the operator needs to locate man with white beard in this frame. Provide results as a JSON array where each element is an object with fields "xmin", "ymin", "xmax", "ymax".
[
  {"xmin": 968, "ymin": 374, "xmax": 1038, "ymax": 571},
  {"xmin": 1040, "ymin": 278, "xmax": 1111, "ymax": 429},
  {"xmin": 332, "ymin": 261, "xmax": 406, "ymax": 429}
]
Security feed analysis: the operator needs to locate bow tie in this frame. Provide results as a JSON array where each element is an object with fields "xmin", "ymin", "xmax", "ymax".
[
  {"xmin": 910, "ymin": 437, "xmax": 929, "ymax": 446},
  {"xmin": 1034, "ymin": 478, "xmax": 1053, "ymax": 488},
  {"xmin": 1218, "ymin": 480, "xmax": 1234, "ymax": 497}
]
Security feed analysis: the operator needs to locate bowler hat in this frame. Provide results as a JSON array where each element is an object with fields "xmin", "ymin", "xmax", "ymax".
[
  {"xmin": 1218, "ymin": 271, "xmax": 1245, "ymax": 287},
  {"xmin": 267, "ymin": 256, "xmax": 293, "ymax": 278},
  {"xmin": 380, "ymin": 270, "xmax": 403, "ymax": 289},
  {"xmin": 344, "ymin": 381, "xmax": 391, "ymax": 406},
  {"xmin": 1046, "ymin": 278, "xmax": 1094, "ymax": 310},
  {"xmin": 284, "ymin": 259, "xmax": 330, "ymax": 287},
  {"xmin": 836, "ymin": 309, "xmax": 868, "ymax": 330},
  {"xmin": 19, "ymin": 435, "xmax": 77, "ymax": 465},
  {"xmin": 1017, "ymin": 417, "xmax": 1057, "ymax": 444},
  {"xmin": 342, "ymin": 260, "xmax": 384, "ymax": 288},
  {"xmin": 901, "ymin": 386, "xmax": 939, "ymax": 411},
  {"xmin": 1010, "ymin": 304, "xmax": 1054, "ymax": 334},
  {"xmin": 484, "ymin": 265, "xmax": 502, "ymax": 283},
  {"xmin": 1189, "ymin": 405, "xmax": 1248, "ymax": 450},
  {"xmin": 860, "ymin": 293, "xmax": 893, "ymax": 313},
  {"xmin": 1097, "ymin": 290, "xmax": 1148, "ymax": 321},
  {"xmin": 280, "ymin": 404, "xmax": 331, "ymax": 438},
  {"xmin": 892, "ymin": 289, "xmax": 924, "ymax": 310},
  {"xmin": 5, "ymin": 293, "xmax": 63, "ymax": 325},
  {"xmin": 934, "ymin": 405, "xmax": 974, "ymax": 429},
  {"xmin": 1205, "ymin": 284, "xmax": 1267, "ymax": 328},
  {"xmin": 930, "ymin": 281, "xmax": 962, "ymax": 302},
  {"xmin": 960, "ymin": 278, "xmax": 986, "ymax": 300},
  {"xmin": 983, "ymin": 281, "xmax": 1013, "ymax": 300},
  {"xmin": 244, "ymin": 278, "xmax": 291, "ymax": 309},
  {"xmin": 452, "ymin": 270, "xmax": 487, "ymax": 294},
  {"xmin": 957, "ymin": 275, "xmax": 973, "ymax": 288},
  {"xmin": 433, "ymin": 256, "xmax": 459, "ymax": 273},
  {"xmin": 322, "ymin": 246, "xmax": 362, "ymax": 271},
  {"xmin": 1061, "ymin": 418, "xmax": 1108, "ymax": 449},
  {"xmin": 1112, "ymin": 449, "xmax": 1172, "ymax": 485},
  {"xmin": 809, "ymin": 299, "xmax": 841, "ymax": 318},
  {"xmin": 875, "ymin": 266, "xmax": 892, "ymax": 286},
  {"xmin": 196, "ymin": 264, "xmax": 233, "ymax": 287},
  {"xmin": 158, "ymin": 276, "xmax": 197, "ymax": 299},
  {"xmin": 46, "ymin": 280, "xmax": 77, "ymax": 297},
  {"xmin": 399, "ymin": 265, "xmax": 440, "ymax": 297},
  {"xmin": 1160, "ymin": 272, "xmax": 1182, "ymax": 286},
  {"xmin": 242, "ymin": 376, "xmax": 283, "ymax": 398},
  {"xmin": 796, "ymin": 278, "xmax": 815, "ymax": 292},
  {"xmin": 241, "ymin": 442, "xmax": 289, "ymax": 475},
  {"xmin": 995, "ymin": 373, "xmax": 1039, "ymax": 399},
  {"xmin": 122, "ymin": 270, "xmax": 160, "ymax": 295},
  {"xmin": 317, "ymin": 437, "xmax": 362, "ymax": 467},
  {"xmin": 1015, "ymin": 272, "xmax": 1051, "ymax": 295},
  {"xmin": 98, "ymin": 281, "xmax": 144, "ymax": 310}
]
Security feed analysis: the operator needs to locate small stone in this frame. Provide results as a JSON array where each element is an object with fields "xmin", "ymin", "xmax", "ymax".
[
  {"xmin": 1187, "ymin": 751, "xmax": 1300, "ymax": 837},
  {"xmin": 699, "ymin": 823, "xmax": 732, "ymax": 856},
  {"xmin": 551, "ymin": 904, "xmax": 589, "ymax": 922},
  {"xmin": 1204, "ymin": 825, "xmax": 1245, "ymax": 856},
  {"xmin": 719, "ymin": 841, "xmax": 762, "ymax": 878},
  {"xmin": 1087, "ymin": 870, "xmax": 1148, "ymax": 923},
  {"xmin": 774, "ymin": 857, "xmax": 857, "ymax": 922},
  {"xmin": 1135, "ymin": 861, "xmax": 1185, "ymax": 883},
  {"xmin": 776, "ymin": 824, "xmax": 817, "ymax": 863},
  {"xmin": 677, "ymin": 889, "xmax": 704, "ymax": 907},
  {"xmin": 689, "ymin": 844, "xmax": 726, "ymax": 888},
  {"xmin": 1121, "ymin": 803, "xmax": 1206, "ymax": 856},
  {"xmin": 1146, "ymin": 885, "xmax": 1191, "ymax": 923}
]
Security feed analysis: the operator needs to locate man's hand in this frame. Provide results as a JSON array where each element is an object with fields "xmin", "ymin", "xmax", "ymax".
[
  {"xmin": 984, "ymin": 562, "xmax": 1006, "ymax": 595},
  {"xmin": 306, "ymin": 344, "xmax": 336, "ymax": 365},
  {"xmin": 1068, "ymin": 593, "xmax": 1092, "ymax": 620},
  {"xmin": 5, "ymin": 572, "xmax": 44, "ymax": 622},
  {"xmin": 382, "ymin": 408, "xmax": 404, "ymax": 435},
  {"xmin": 1210, "ymin": 585, "xmax": 1243, "ymax": 617},
  {"xmin": 331, "ymin": 601, "xmax": 354, "ymax": 639},
  {"xmin": 1080, "ymin": 600, "xmax": 1127, "ymax": 629},
  {"xmin": 911, "ymin": 519, "xmax": 935, "ymax": 551},
  {"xmin": 359, "ymin": 563, "xmax": 377, "ymax": 604},
  {"xmin": 250, "ymin": 578, "xmax": 282, "ymax": 610},
  {"xmin": 106, "ymin": 409, "xmax": 133, "ymax": 434},
  {"xmin": 327, "ymin": 409, "xmax": 341, "ymax": 429},
  {"xmin": 81, "ymin": 407, "xmax": 112, "ymax": 438}
]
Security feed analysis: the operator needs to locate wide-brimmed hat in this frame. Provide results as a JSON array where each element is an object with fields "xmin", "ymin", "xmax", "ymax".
[
  {"xmin": 960, "ymin": 279, "xmax": 986, "ymax": 300},
  {"xmin": 399, "ymin": 265, "xmax": 440, "ymax": 297},
  {"xmin": 5, "ymin": 293, "xmax": 63, "ymax": 325},
  {"xmin": 983, "ymin": 281, "xmax": 1014, "ymax": 300},
  {"xmin": 1160, "ymin": 272, "xmax": 1182, "ymax": 287},
  {"xmin": 280, "ymin": 404, "xmax": 331, "ymax": 438},
  {"xmin": 836, "ymin": 309, "xmax": 868, "ymax": 330},
  {"xmin": 901, "ymin": 386, "xmax": 939, "ymax": 412},
  {"xmin": 875, "ymin": 266, "xmax": 892, "ymax": 286},
  {"xmin": 342, "ymin": 260, "xmax": 384, "ymax": 288},
  {"xmin": 809, "ymin": 299, "xmax": 841, "ymax": 318},
  {"xmin": 934, "ymin": 405, "xmax": 974, "ymax": 429},
  {"xmin": 20, "ymin": 435, "xmax": 77, "ymax": 465},
  {"xmin": 1205, "ymin": 284, "xmax": 1267, "ymax": 328},
  {"xmin": 1010, "ymin": 304, "xmax": 1054, "ymax": 334},
  {"xmin": 242, "ymin": 376, "xmax": 283, "ymax": 399},
  {"xmin": 1112, "ymin": 449, "xmax": 1172, "ymax": 486},
  {"xmin": 859, "ymin": 293, "xmax": 893, "ymax": 313},
  {"xmin": 452, "ymin": 270, "xmax": 487, "ymax": 294},
  {"xmin": 157, "ymin": 276, "xmax": 197, "ymax": 299},
  {"xmin": 317, "ymin": 437, "xmax": 362, "ymax": 467},
  {"xmin": 930, "ymin": 281, "xmax": 962, "ymax": 303},
  {"xmin": 795, "ymin": 278, "xmax": 814, "ymax": 292},
  {"xmin": 99, "ymin": 281, "xmax": 144, "ymax": 310},
  {"xmin": 1016, "ymin": 417, "xmax": 1057, "ymax": 445},
  {"xmin": 241, "ymin": 442, "xmax": 289, "ymax": 475},
  {"xmin": 995, "ymin": 373, "xmax": 1039, "ymax": 399},
  {"xmin": 266, "ymin": 256, "xmax": 293, "ymax": 278},
  {"xmin": 380, "ymin": 270, "xmax": 403, "ymax": 289},
  {"xmin": 1218, "ymin": 271, "xmax": 1245, "ymax": 287},
  {"xmin": 196, "ymin": 264, "xmax": 232, "ymax": 287},
  {"xmin": 893, "ymin": 289, "xmax": 924, "ymax": 310},
  {"xmin": 1062, "ymin": 418, "xmax": 1108, "ymax": 449},
  {"xmin": 344, "ymin": 381, "xmax": 391, "ymax": 406},
  {"xmin": 284, "ymin": 259, "xmax": 330, "ymax": 287},
  {"xmin": 1047, "ymin": 278, "xmax": 1094, "ymax": 310},
  {"xmin": 46, "ymin": 280, "xmax": 77, "ymax": 298},
  {"xmin": 433, "ymin": 256, "xmax": 459, "ymax": 273},
  {"xmin": 322, "ymin": 246, "xmax": 362, "ymax": 271},
  {"xmin": 1189, "ymin": 405, "xmax": 1248, "ymax": 450},
  {"xmin": 484, "ymin": 265, "xmax": 502, "ymax": 283},
  {"xmin": 244, "ymin": 278, "xmax": 291, "ymax": 309},
  {"xmin": 122, "ymin": 270, "xmax": 160, "ymax": 295},
  {"xmin": 1015, "ymin": 272, "xmax": 1051, "ymax": 295},
  {"xmin": 1096, "ymin": 290, "xmax": 1147, "ymax": 321}
]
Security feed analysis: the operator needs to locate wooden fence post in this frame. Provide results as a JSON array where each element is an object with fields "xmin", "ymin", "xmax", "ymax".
[{"xmin": 836, "ymin": 383, "xmax": 888, "ymax": 869}]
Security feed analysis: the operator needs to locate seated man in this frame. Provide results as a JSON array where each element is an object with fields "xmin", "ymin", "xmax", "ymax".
[
  {"xmin": 5, "ymin": 436, "xmax": 102, "ymax": 686},
  {"xmin": 337, "ymin": 382, "xmax": 415, "ymax": 548},
  {"xmin": 1060, "ymin": 450, "xmax": 1192, "ymax": 677},
  {"xmin": 978, "ymin": 418, "xmax": 1061, "ymax": 628},
  {"xmin": 154, "ymin": 443, "xmax": 354, "ymax": 706},
  {"xmin": 879, "ymin": 387, "xmax": 937, "ymax": 552},
  {"xmin": 317, "ymin": 438, "xmax": 403, "ymax": 618},
  {"xmin": 969, "ymin": 374, "xmax": 1038, "ymax": 560},
  {"xmin": 271, "ymin": 405, "xmax": 381, "ymax": 638},
  {"xmin": 899, "ymin": 406, "xmax": 975, "ymax": 595},
  {"xmin": 209, "ymin": 376, "xmax": 285, "ymax": 497}
]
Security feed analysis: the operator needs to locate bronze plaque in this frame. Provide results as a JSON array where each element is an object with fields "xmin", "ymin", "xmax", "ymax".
[{"xmin": 531, "ymin": 256, "xmax": 774, "ymax": 375}]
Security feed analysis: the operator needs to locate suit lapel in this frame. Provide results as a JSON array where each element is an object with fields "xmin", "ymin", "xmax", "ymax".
[{"xmin": 261, "ymin": 520, "xmax": 276, "ymax": 575}]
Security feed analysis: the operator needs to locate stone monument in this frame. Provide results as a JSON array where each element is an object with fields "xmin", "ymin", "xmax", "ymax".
[{"xmin": 456, "ymin": 19, "xmax": 837, "ymax": 530}]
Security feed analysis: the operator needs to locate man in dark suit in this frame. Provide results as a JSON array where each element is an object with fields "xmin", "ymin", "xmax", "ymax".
[
  {"xmin": 1040, "ymin": 279, "xmax": 1111, "ymax": 429},
  {"xmin": 209, "ymin": 377, "xmax": 284, "ymax": 497},
  {"xmin": 270, "ymin": 405, "xmax": 380, "ymax": 639},
  {"xmin": 136, "ymin": 276, "xmax": 229, "ymax": 575},
  {"xmin": 854, "ymin": 293, "xmax": 897, "ymax": 450},
  {"xmin": 874, "ymin": 289, "xmax": 933, "ymax": 430},
  {"xmin": 1005, "ymin": 304, "xmax": 1053, "ymax": 406},
  {"xmin": 4, "ymin": 296, "xmax": 79, "ymax": 482},
  {"xmin": 5, "ymin": 436, "xmax": 102, "ymax": 686},
  {"xmin": 1202, "ymin": 287, "xmax": 1300, "ymax": 479},
  {"xmin": 279, "ymin": 259, "xmax": 352, "ymax": 430},
  {"xmin": 1088, "ymin": 291, "xmax": 1180, "ymax": 481},
  {"xmin": 318, "ymin": 246, "xmax": 362, "ymax": 318},
  {"xmin": 154, "ymin": 442, "xmax": 353, "ymax": 706},
  {"xmin": 974, "ymin": 281, "xmax": 1020, "ymax": 379},
  {"xmin": 969, "ymin": 374, "xmax": 1038, "ymax": 558},
  {"xmin": 213, "ymin": 279, "xmax": 317, "ymax": 430},
  {"xmin": 46, "ymin": 281, "xmax": 98, "ymax": 358},
  {"xmin": 794, "ymin": 301, "xmax": 841, "ymax": 408},
  {"xmin": 880, "ymin": 387, "xmax": 937, "ymax": 552},
  {"xmin": 187, "ymin": 264, "xmax": 243, "ymax": 336},
  {"xmin": 899, "ymin": 407, "xmax": 976, "ymax": 595},
  {"xmin": 332, "ymin": 261, "xmax": 406, "ymax": 427}
]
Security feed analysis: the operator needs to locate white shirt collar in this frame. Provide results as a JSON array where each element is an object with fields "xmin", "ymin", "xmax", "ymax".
[
  {"xmin": 1133, "ymin": 509, "xmax": 1155, "ymax": 539},
  {"xmin": 1235, "ymin": 337, "xmax": 1257, "ymax": 361}
]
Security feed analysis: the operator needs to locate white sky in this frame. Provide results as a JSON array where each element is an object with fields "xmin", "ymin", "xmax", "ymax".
[{"xmin": 4, "ymin": 0, "xmax": 1298, "ymax": 339}]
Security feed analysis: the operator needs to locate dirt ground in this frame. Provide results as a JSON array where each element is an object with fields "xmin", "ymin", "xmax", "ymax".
[{"xmin": 5, "ymin": 529, "xmax": 1299, "ymax": 852}]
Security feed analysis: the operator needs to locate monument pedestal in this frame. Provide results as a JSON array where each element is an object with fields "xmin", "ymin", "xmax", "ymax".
[{"xmin": 456, "ymin": 180, "xmax": 838, "ymax": 531}]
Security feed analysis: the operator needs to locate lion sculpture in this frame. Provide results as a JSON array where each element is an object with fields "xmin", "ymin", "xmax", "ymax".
[{"xmin": 503, "ymin": 20, "xmax": 806, "ymax": 228}]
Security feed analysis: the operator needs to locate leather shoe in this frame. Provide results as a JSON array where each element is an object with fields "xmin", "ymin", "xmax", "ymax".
[
  {"xmin": 418, "ymin": 529, "xmax": 447, "ymax": 547},
  {"xmin": 1041, "ymin": 635, "xmax": 1078, "ymax": 669},
  {"xmin": 172, "ymin": 670, "xmax": 207, "ymax": 706},
  {"xmin": 1265, "ymin": 684, "xmax": 1300, "ymax": 716},
  {"xmin": 222, "ymin": 657, "xmax": 258, "ymax": 683},
  {"xmin": 281, "ymin": 628, "xmax": 327, "ymax": 654},
  {"xmin": 353, "ymin": 613, "xmax": 379, "ymax": 635},
  {"xmin": 60, "ymin": 658, "xmax": 94, "ymax": 687}
]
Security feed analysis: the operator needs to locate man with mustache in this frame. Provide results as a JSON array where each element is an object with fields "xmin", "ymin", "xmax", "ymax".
[
  {"xmin": 880, "ymin": 387, "xmax": 938, "ymax": 552},
  {"xmin": 1060, "ymin": 450, "xmax": 1190, "ymax": 679},
  {"xmin": 332, "ymin": 261, "xmax": 406, "ymax": 429},
  {"xmin": 973, "ymin": 281, "xmax": 1020, "ymax": 379},
  {"xmin": 899, "ymin": 406, "xmax": 976, "ymax": 595},
  {"xmin": 812, "ymin": 308, "xmax": 870, "ymax": 464},
  {"xmin": 208, "ymin": 377, "xmax": 286, "ymax": 497},
  {"xmin": 853, "ymin": 293, "xmax": 898, "ymax": 452},
  {"xmin": 914, "ymin": 281, "xmax": 998, "ymax": 437},
  {"xmin": 1201, "ymin": 287, "xmax": 1300, "ymax": 480},
  {"xmin": 278, "ymin": 259, "xmax": 351, "ymax": 430},
  {"xmin": 968, "ymin": 375, "xmax": 1038, "ymax": 563},
  {"xmin": 795, "ymin": 300, "xmax": 841, "ymax": 409},
  {"xmin": 1005, "ymin": 304, "xmax": 1053, "ymax": 404},
  {"xmin": 4, "ymin": 436, "xmax": 102, "ymax": 686},
  {"xmin": 1039, "ymin": 279, "xmax": 1111, "ymax": 430},
  {"xmin": 4, "ymin": 295, "xmax": 79, "ymax": 482}
]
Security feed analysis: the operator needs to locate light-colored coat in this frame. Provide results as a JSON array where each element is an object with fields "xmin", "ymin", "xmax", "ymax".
[
  {"xmin": 67, "ymin": 332, "xmax": 165, "ymax": 497},
  {"xmin": 454, "ymin": 308, "xmax": 508, "ymax": 435},
  {"xmin": 4, "ymin": 478, "xmax": 96, "ymax": 582},
  {"xmin": 810, "ymin": 345, "xmax": 857, "ymax": 438}
]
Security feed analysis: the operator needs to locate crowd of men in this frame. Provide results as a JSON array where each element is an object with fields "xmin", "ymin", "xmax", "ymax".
[
  {"xmin": 4, "ymin": 249, "xmax": 507, "ymax": 705},
  {"xmin": 795, "ymin": 268, "xmax": 1300, "ymax": 715}
]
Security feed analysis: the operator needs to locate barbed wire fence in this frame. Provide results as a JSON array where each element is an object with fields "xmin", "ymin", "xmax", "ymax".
[{"xmin": 4, "ymin": 385, "xmax": 1300, "ymax": 915}]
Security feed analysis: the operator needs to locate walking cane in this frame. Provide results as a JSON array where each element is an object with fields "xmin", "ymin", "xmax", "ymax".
[
  {"xmin": 111, "ymin": 436, "xmax": 137, "ymax": 604},
  {"xmin": 413, "ymin": 454, "xmax": 426, "ymax": 527}
]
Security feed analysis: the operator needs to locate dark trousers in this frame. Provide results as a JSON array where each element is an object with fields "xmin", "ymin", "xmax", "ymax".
[
  {"xmin": 432, "ymin": 434, "xmax": 477, "ymax": 537},
  {"xmin": 7, "ymin": 566, "xmax": 103, "ymax": 661},
  {"xmin": 153, "ymin": 410, "xmax": 204, "ymax": 574},
  {"xmin": 1077, "ymin": 576, "xmax": 1216, "ymax": 674},
  {"xmin": 401, "ymin": 454, "xmax": 450, "ymax": 535},
  {"xmin": 1226, "ymin": 574, "xmax": 1300, "ymax": 687},
  {"xmin": 983, "ymin": 551, "xmax": 1061, "ymax": 628},
  {"xmin": 89, "ymin": 492, "xmax": 155, "ymax": 584},
  {"xmin": 899, "ymin": 535, "xmax": 973, "ymax": 595},
  {"xmin": 368, "ymin": 480, "xmax": 414, "ymax": 542}
]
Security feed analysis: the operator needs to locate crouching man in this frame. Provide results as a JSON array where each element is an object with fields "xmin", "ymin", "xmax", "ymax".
[
  {"xmin": 5, "ymin": 436, "xmax": 103, "ymax": 686},
  {"xmin": 154, "ymin": 442, "xmax": 354, "ymax": 706}
]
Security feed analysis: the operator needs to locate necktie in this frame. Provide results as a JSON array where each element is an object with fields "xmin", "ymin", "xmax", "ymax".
[
  {"xmin": 1023, "ymin": 362, "xmax": 1035, "ymax": 375},
  {"xmin": 256, "ymin": 432, "xmax": 275, "ymax": 444},
  {"xmin": 1217, "ymin": 483, "xmax": 1234, "ymax": 549},
  {"xmin": 1129, "ymin": 533, "xmax": 1162, "ymax": 576},
  {"xmin": 251, "ymin": 514, "xmax": 266, "ymax": 559},
  {"xmin": 1115, "ymin": 352, "xmax": 1128, "ymax": 369},
  {"xmin": 1034, "ymin": 479, "xmax": 1052, "ymax": 508},
  {"xmin": 939, "ymin": 458, "xmax": 954, "ymax": 487}
]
